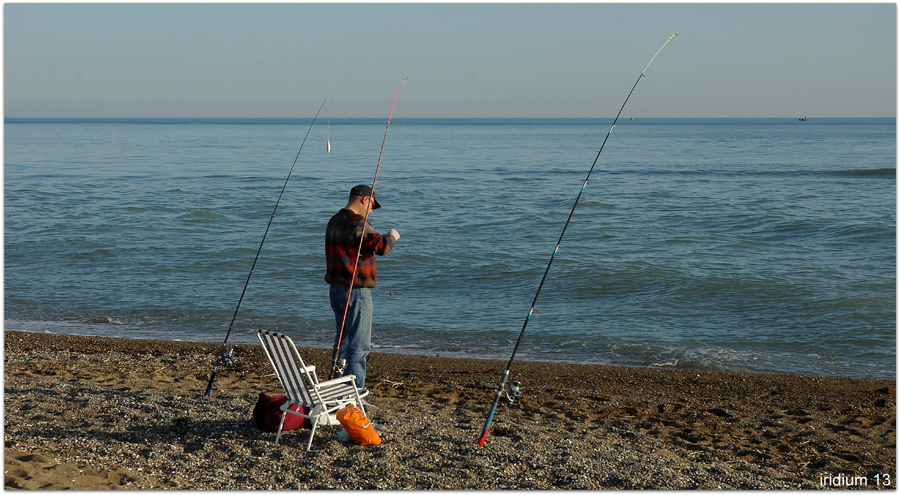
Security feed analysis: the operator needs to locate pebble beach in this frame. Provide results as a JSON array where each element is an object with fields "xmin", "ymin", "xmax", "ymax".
[{"xmin": 4, "ymin": 330, "xmax": 895, "ymax": 489}]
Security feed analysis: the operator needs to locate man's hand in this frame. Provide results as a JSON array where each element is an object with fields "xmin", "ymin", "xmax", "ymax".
[{"xmin": 388, "ymin": 228, "xmax": 400, "ymax": 241}]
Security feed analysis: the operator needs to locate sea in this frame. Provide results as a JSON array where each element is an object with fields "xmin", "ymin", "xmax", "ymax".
[{"xmin": 4, "ymin": 117, "xmax": 896, "ymax": 380}]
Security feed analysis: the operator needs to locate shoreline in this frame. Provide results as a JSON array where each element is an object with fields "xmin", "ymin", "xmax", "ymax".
[
  {"xmin": 4, "ymin": 330, "xmax": 896, "ymax": 489},
  {"xmin": 5, "ymin": 325, "xmax": 891, "ymax": 381}
]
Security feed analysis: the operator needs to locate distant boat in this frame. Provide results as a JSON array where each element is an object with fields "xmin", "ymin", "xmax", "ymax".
[
  {"xmin": 799, "ymin": 116, "xmax": 808, "ymax": 121},
  {"xmin": 326, "ymin": 120, "xmax": 332, "ymax": 153}
]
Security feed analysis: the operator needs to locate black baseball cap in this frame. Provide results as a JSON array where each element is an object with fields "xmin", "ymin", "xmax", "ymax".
[{"xmin": 349, "ymin": 184, "xmax": 382, "ymax": 209}]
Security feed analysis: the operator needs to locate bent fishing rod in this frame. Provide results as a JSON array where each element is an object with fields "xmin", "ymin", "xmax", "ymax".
[
  {"xmin": 477, "ymin": 33, "xmax": 677, "ymax": 446},
  {"xmin": 329, "ymin": 77, "xmax": 407, "ymax": 380},
  {"xmin": 204, "ymin": 97, "xmax": 328, "ymax": 398}
]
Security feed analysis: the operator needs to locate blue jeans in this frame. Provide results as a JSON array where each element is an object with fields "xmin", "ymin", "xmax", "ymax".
[{"xmin": 329, "ymin": 283, "xmax": 372, "ymax": 389}]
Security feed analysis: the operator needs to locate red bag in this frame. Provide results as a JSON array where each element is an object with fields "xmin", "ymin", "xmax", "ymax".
[{"xmin": 253, "ymin": 393, "xmax": 311, "ymax": 432}]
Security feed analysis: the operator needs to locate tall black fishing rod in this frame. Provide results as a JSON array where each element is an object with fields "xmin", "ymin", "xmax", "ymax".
[
  {"xmin": 329, "ymin": 78, "xmax": 407, "ymax": 380},
  {"xmin": 204, "ymin": 97, "xmax": 328, "ymax": 398},
  {"xmin": 477, "ymin": 33, "xmax": 677, "ymax": 446}
]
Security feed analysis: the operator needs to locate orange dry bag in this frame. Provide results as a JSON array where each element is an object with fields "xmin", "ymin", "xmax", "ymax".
[{"xmin": 336, "ymin": 405, "xmax": 381, "ymax": 446}]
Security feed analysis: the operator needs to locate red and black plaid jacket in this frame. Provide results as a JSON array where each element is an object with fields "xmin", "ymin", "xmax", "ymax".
[{"xmin": 324, "ymin": 209, "xmax": 394, "ymax": 288}]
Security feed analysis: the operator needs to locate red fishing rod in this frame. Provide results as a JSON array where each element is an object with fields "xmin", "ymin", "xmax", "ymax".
[
  {"xmin": 477, "ymin": 33, "xmax": 677, "ymax": 446},
  {"xmin": 204, "ymin": 97, "xmax": 328, "ymax": 398},
  {"xmin": 329, "ymin": 78, "xmax": 408, "ymax": 379}
]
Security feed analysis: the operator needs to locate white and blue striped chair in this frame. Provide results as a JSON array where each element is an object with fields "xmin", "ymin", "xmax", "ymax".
[{"xmin": 257, "ymin": 330, "xmax": 369, "ymax": 450}]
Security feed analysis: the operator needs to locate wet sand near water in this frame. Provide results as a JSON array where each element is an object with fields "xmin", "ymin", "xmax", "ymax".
[{"xmin": 4, "ymin": 331, "xmax": 895, "ymax": 489}]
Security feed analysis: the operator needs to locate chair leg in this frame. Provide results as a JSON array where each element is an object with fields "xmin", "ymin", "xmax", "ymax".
[
  {"xmin": 275, "ymin": 412, "xmax": 288, "ymax": 444},
  {"xmin": 305, "ymin": 417, "xmax": 319, "ymax": 451}
]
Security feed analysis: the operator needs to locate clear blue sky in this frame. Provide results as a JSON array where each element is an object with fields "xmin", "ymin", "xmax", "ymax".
[{"xmin": 4, "ymin": 3, "xmax": 896, "ymax": 118}]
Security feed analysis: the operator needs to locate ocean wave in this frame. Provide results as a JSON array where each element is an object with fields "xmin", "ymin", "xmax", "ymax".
[
  {"xmin": 600, "ymin": 167, "xmax": 896, "ymax": 179},
  {"xmin": 826, "ymin": 168, "xmax": 895, "ymax": 178},
  {"xmin": 180, "ymin": 210, "xmax": 220, "ymax": 221}
]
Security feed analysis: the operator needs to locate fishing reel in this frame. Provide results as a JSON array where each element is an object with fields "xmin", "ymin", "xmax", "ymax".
[
  {"xmin": 218, "ymin": 347, "xmax": 236, "ymax": 366},
  {"xmin": 504, "ymin": 381, "xmax": 524, "ymax": 404},
  {"xmin": 334, "ymin": 358, "xmax": 347, "ymax": 376}
]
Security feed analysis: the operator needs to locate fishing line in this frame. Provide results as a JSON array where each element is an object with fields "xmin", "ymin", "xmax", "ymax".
[
  {"xmin": 203, "ymin": 97, "xmax": 328, "ymax": 398},
  {"xmin": 329, "ymin": 78, "xmax": 408, "ymax": 379},
  {"xmin": 477, "ymin": 33, "xmax": 677, "ymax": 446}
]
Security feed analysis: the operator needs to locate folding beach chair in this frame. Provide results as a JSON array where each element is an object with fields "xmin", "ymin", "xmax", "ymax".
[{"xmin": 257, "ymin": 330, "xmax": 369, "ymax": 450}]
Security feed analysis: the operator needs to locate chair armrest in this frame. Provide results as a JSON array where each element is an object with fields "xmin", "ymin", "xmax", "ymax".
[{"xmin": 302, "ymin": 365, "xmax": 318, "ymax": 383}]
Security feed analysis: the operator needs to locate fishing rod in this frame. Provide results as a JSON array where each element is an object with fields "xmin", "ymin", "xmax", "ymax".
[
  {"xmin": 477, "ymin": 33, "xmax": 678, "ymax": 446},
  {"xmin": 204, "ymin": 97, "xmax": 329, "ymax": 398},
  {"xmin": 329, "ymin": 77, "xmax": 407, "ymax": 379}
]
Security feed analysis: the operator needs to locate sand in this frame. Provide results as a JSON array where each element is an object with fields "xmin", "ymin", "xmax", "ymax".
[{"xmin": 3, "ymin": 330, "xmax": 895, "ymax": 489}]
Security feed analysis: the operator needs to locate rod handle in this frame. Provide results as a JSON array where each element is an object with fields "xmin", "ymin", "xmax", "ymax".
[{"xmin": 203, "ymin": 369, "xmax": 217, "ymax": 397}]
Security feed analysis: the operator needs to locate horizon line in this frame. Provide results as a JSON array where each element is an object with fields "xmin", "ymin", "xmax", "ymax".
[{"xmin": 5, "ymin": 116, "xmax": 895, "ymax": 121}]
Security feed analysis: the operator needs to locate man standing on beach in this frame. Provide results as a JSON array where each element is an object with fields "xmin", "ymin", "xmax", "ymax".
[{"xmin": 325, "ymin": 184, "xmax": 400, "ymax": 390}]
